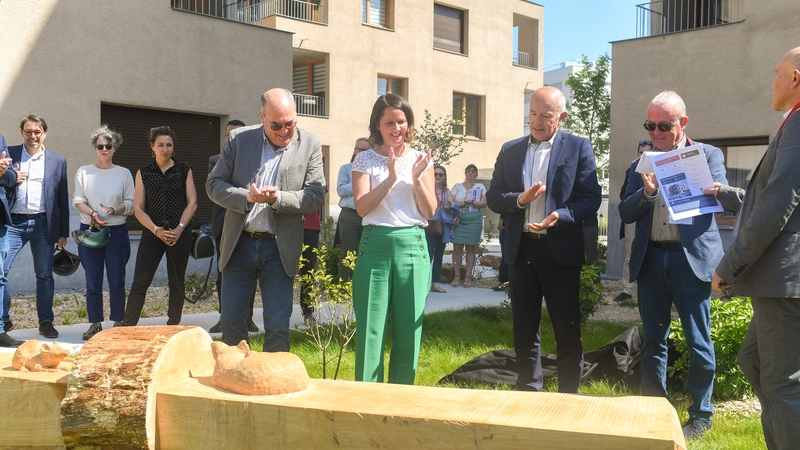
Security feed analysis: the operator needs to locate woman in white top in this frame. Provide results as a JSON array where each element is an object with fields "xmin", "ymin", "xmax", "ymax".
[
  {"xmin": 351, "ymin": 93, "xmax": 436, "ymax": 385},
  {"xmin": 450, "ymin": 164, "xmax": 487, "ymax": 287},
  {"xmin": 72, "ymin": 125, "xmax": 135, "ymax": 340}
]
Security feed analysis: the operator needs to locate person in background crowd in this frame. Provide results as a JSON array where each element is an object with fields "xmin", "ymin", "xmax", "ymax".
[
  {"xmin": 337, "ymin": 138, "xmax": 371, "ymax": 281},
  {"xmin": 3, "ymin": 115, "xmax": 69, "ymax": 339},
  {"xmin": 493, "ymin": 215, "xmax": 509, "ymax": 291},
  {"xmin": 0, "ymin": 132, "xmax": 21, "ymax": 347},
  {"xmin": 614, "ymin": 140, "xmax": 651, "ymax": 302},
  {"xmin": 72, "ymin": 125, "xmax": 134, "ymax": 340},
  {"xmin": 123, "ymin": 126, "xmax": 197, "ymax": 326},
  {"xmin": 209, "ymin": 120, "xmax": 259, "ymax": 335},
  {"xmin": 487, "ymin": 86, "xmax": 601, "ymax": 394},
  {"xmin": 620, "ymin": 91, "xmax": 725, "ymax": 439},
  {"xmin": 427, "ymin": 164, "xmax": 459, "ymax": 294},
  {"xmin": 352, "ymin": 93, "xmax": 435, "ymax": 384},
  {"xmin": 450, "ymin": 164, "xmax": 486, "ymax": 288}
]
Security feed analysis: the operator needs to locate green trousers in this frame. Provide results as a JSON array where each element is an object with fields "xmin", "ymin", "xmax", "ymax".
[{"xmin": 352, "ymin": 225, "xmax": 431, "ymax": 384}]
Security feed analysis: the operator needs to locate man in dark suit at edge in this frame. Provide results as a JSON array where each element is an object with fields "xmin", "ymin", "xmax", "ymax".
[
  {"xmin": 3, "ymin": 115, "xmax": 69, "ymax": 340},
  {"xmin": 0, "ymin": 133, "xmax": 21, "ymax": 347},
  {"xmin": 487, "ymin": 86, "xmax": 602, "ymax": 393},
  {"xmin": 708, "ymin": 47, "xmax": 800, "ymax": 449}
]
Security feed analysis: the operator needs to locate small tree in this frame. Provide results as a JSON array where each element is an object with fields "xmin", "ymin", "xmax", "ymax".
[
  {"xmin": 296, "ymin": 246, "xmax": 357, "ymax": 380},
  {"xmin": 415, "ymin": 110, "xmax": 468, "ymax": 166},
  {"xmin": 563, "ymin": 54, "xmax": 611, "ymax": 187}
]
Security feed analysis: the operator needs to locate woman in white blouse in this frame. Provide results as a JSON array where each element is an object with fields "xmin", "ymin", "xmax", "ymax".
[
  {"xmin": 72, "ymin": 125, "xmax": 134, "ymax": 340},
  {"xmin": 351, "ymin": 93, "xmax": 436, "ymax": 385}
]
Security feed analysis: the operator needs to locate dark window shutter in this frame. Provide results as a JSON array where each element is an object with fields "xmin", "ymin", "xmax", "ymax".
[
  {"xmin": 100, "ymin": 104, "xmax": 221, "ymax": 232},
  {"xmin": 434, "ymin": 4, "xmax": 463, "ymax": 53}
]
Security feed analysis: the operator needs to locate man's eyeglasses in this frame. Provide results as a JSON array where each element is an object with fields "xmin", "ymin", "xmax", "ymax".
[
  {"xmin": 643, "ymin": 120, "xmax": 680, "ymax": 132},
  {"xmin": 435, "ymin": 173, "xmax": 445, "ymax": 177},
  {"xmin": 269, "ymin": 120, "xmax": 297, "ymax": 131},
  {"xmin": 95, "ymin": 144, "xmax": 114, "ymax": 150},
  {"xmin": 23, "ymin": 130, "xmax": 44, "ymax": 137},
  {"xmin": 355, "ymin": 147, "xmax": 371, "ymax": 152}
]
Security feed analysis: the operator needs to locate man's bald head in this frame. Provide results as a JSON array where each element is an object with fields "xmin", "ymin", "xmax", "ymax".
[{"xmin": 772, "ymin": 47, "xmax": 800, "ymax": 111}]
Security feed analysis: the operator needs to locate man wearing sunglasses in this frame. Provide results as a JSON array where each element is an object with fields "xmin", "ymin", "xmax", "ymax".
[
  {"xmin": 708, "ymin": 47, "xmax": 800, "ymax": 449},
  {"xmin": 207, "ymin": 89, "xmax": 325, "ymax": 351},
  {"xmin": 620, "ymin": 91, "xmax": 727, "ymax": 439}
]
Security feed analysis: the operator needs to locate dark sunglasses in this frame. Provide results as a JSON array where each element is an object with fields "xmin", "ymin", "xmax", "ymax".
[
  {"xmin": 269, "ymin": 120, "xmax": 297, "ymax": 131},
  {"xmin": 95, "ymin": 144, "xmax": 113, "ymax": 150},
  {"xmin": 435, "ymin": 173, "xmax": 445, "ymax": 177},
  {"xmin": 643, "ymin": 120, "xmax": 680, "ymax": 132}
]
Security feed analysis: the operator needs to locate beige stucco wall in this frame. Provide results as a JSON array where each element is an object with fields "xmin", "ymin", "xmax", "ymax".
[
  {"xmin": 0, "ymin": 0, "xmax": 293, "ymax": 292},
  {"xmin": 269, "ymin": 0, "xmax": 543, "ymax": 211},
  {"xmin": 606, "ymin": 0, "xmax": 800, "ymax": 276}
]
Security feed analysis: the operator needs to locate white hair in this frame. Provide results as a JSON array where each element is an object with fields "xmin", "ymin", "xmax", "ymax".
[{"xmin": 650, "ymin": 91, "xmax": 687, "ymax": 118}]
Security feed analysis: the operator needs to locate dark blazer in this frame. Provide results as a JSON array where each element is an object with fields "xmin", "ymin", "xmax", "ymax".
[
  {"xmin": 715, "ymin": 111, "xmax": 800, "ymax": 297},
  {"xmin": 7, "ymin": 145, "xmax": 70, "ymax": 244},
  {"xmin": 206, "ymin": 126, "xmax": 326, "ymax": 276},
  {"xmin": 0, "ymin": 135, "xmax": 16, "ymax": 226},
  {"xmin": 208, "ymin": 154, "xmax": 226, "ymax": 240},
  {"xmin": 619, "ymin": 140, "xmax": 727, "ymax": 283},
  {"xmin": 487, "ymin": 130, "xmax": 602, "ymax": 267}
]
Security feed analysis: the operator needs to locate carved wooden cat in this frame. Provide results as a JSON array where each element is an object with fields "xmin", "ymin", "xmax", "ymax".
[{"xmin": 208, "ymin": 340, "xmax": 310, "ymax": 396}]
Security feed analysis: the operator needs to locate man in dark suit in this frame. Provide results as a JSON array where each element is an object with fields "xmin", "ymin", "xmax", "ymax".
[
  {"xmin": 620, "ymin": 91, "xmax": 726, "ymax": 440},
  {"xmin": 0, "ymin": 133, "xmax": 22, "ymax": 347},
  {"xmin": 3, "ymin": 115, "xmax": 69, "ymax": 339},
  {"xmin": 709, "ymin": 47, "xmax": 800, "ymax": 449},
  {"xmin": 487, "ymin": 86, "xmax": 602, "ymax": 393},
  {"xmin": 207, "ymin": 88, "xmax": 325, "ymax": 350},
  {"xmin": 207, "ymin": 120, "xmax": 258, "ymax": 334}
]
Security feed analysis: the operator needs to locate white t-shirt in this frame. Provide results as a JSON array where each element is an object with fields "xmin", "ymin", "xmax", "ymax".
[
  {"xmin": 352, "ymin": 149, "xmax": 428, "ymax": 227},
  {"xmin": 451, "ymin": 182, "xmax": 486, "ymax": 212},
  {"xmin": 72, "ymin": 164, "xmax": 135, "ymax": 226}
]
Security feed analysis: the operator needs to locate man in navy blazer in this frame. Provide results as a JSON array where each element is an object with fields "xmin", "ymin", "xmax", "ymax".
[
  {"xmin": 3, "ymin": 115, "xmax": 69, "ymax": 340},
  {"xmin": 620, "ymin": 91, "xmax": 726, "ymax": 440},
  {"xmin": 0, "ymin": 133, "xmax": 23, "ymax": 347},
  {"xmin": 487, "ymin": 87, "xmax": 601, "ymax": 393}
]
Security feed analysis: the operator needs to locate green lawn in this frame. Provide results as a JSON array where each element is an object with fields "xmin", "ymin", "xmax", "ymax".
[{"xmin": 249, "ymin": 305, "xmax": 766, "ymax": 449}]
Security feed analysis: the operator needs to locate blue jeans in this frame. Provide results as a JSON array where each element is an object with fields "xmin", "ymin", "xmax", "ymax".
[
  {"xmin": 3, "ymin": 214, "xmax": 55, "ymax": 325},
  {"xmin": 738, "ymin": 297, "xmax": 800, "ymax": 450},
  {"xmin": 77, "ymin": 223, "xmax": 130, "ymax": 323},
  {"xmin": 0, "ymin": 226, "xmax": 8, "ymax": 332},
  {"xmin": 221, "ymin": 235, "xmax": 292, "ymax": 351},
  {"xmin": 638, "ymin": 246, "xmax": 715, "ymax": 420},
  {"xmin": 426, "ymin": 233, "xmax": 446, "ymax": 283}
]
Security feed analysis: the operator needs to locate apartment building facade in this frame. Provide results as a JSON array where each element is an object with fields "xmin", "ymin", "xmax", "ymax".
[
  {"xmin": 175, "ymin": 0, "xmax": 544, "ymax": 217},
  {"xmin": 606, "ymin": 0, "xmax": 796, "ymax": 277},
  {"xmin": 0, "ymin": 0, "xmax": 293, "ymax": 292}
]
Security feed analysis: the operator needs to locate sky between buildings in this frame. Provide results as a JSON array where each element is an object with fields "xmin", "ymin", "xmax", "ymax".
[{"xmin": 532, "ymin": 0, "xmax": 645, "ymax": 69}]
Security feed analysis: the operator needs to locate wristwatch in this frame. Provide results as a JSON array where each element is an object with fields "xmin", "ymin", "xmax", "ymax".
[{"xmin": 178, "ymin": 222, "xmax": 186, "ymax": 229}]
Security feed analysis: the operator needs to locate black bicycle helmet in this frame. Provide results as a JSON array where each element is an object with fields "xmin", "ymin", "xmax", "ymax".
[{"xmin": 53, "ymin": 247, "xmax": 80, "ymax": 277}]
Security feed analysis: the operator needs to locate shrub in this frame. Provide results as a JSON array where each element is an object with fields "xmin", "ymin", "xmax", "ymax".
[
  {"xmin": 579, "ymin": 264, "xmax": 605, "ymax": 324},
  {"xmin": 668, "ymin": 296, "xmax": 753, "ymax": 399}
]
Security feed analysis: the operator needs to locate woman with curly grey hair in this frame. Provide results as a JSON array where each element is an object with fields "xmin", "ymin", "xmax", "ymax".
[{"xmin": 72, "ymin": 125, "xmax": 134, "ymax": 340}]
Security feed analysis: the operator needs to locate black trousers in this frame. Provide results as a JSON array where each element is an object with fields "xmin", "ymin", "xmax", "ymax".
[
  {"xmin": 124, "ymin": 232, "xmax": 191, "ymax": 325},
  {"xmin": 509, "ymin": 236, "xmax": 583, "ymax": 393}
]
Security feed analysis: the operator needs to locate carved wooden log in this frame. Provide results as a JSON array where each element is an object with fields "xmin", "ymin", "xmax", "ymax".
[{"xmin": 60, "ymin": 326, "xmax": 214, "ymax": 450}]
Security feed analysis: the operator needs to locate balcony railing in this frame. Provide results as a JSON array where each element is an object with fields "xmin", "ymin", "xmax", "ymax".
[
  {"xmin": 171, "ymin": 0, "xmax": 326, "ymax": 26},
  {"xmin": 513, "ymin": 51, "xmax": 537, "ymax": 69},
  {"xmin": 636, "ymin": 0, "xmax": 744, "ymax": 38},
  {"xmin": 294, "ymin": 93, "xmax": 327, "ymax": 118}
]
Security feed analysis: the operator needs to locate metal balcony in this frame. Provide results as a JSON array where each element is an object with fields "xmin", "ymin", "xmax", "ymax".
[
  {"xmin": 636, "ymin": 0, "xmax": 744, "ymax": 37},
  {"xmin": 294, "ymin": 93, "xmax": 327, "ymax": 118},
  {"xmin": 172, "ymin": 0, "xmax": 326, "ymax": 26},
  {"xmin": 513, "ymin": 51, "xmax": 537, "ymax": 69}
]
